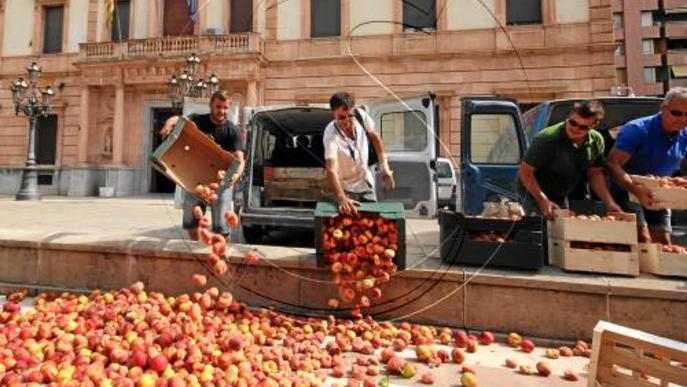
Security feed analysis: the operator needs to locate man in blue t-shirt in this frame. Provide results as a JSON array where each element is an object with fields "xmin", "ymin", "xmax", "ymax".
[{"xmin": 606, "ymin": 87, "xmax": 687, "ymax": 244}]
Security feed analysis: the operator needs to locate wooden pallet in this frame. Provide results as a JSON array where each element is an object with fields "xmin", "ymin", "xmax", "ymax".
[
  {"xmin": 630, "ymin": 175, "xmax": 687, "ymax": 210},
  {"xmin": 263, "ymin": 167, "xmax": 332, "ymax": 202},
  {"xmin": 588, "ymin": 321, "xmax": 687, "ymax": 387},
  {"xmin": 548, "ymin": 209, "xmax": 637, "ymax": 245},
  {"xmin": 548, "ymin": 239, "xmax": 639, "ymax": 276},
  {"xmin": 639, "ymin": 243, "xmax": 687, "ymax": 278}
]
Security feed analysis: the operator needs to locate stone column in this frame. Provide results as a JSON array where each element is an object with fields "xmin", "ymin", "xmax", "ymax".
[
  {"xmin": 77, "ymin": 86, "xmax": 90, "ymax": 164},
  {"xmin": 112, "ymin": 83, "xmax": 125, "ymax": 165},
  {"xmin": 246, "ymin": 80, "xmax": 258, "ymax": 106}
]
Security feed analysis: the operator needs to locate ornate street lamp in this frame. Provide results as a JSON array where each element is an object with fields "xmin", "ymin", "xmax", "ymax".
[
  {"xmin": 11, "ymin": 61, "xmax": 55, "ymax": 201},
  {"xmin": 167, "ymin": 53, "xmax": 218, "ymax": 111}
]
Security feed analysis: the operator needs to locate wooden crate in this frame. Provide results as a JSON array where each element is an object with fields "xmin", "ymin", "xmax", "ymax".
[
  {"xmin": 263, "ymin": 167, "xmax": 332, "ymax": 202},
  {"xmin": 630, "ymin": 175, "xmax": 687, "ymax": 210},
  {"xmin": 548, "ymin": 209, "xmax": 637, "ymax": 245},
  {"xmin": 314, "ymin": 202, "xmax": 406, "ymax": 270},
  {"xmin": 439, "ymin": 211, "xmax": 546, "ymax": 270},
  {"xmin": 639, "ymin": 243, "xmax": 687, "ymax": 278},
  {"xmin": 548, "ymin": 239, "xmax": 639, "ymax": 276},
  {"xmin": 150, "ymin": 117, "xmax": 239, "ymax": 203},
  {"xmin": 588, "ymin": 321, "xmax": 687, "ymax": 387}
]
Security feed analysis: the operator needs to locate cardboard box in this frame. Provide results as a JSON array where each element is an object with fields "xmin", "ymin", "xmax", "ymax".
[{"xmin": 150, "ymin": 117, "xmax": 240, "ymax": 203}]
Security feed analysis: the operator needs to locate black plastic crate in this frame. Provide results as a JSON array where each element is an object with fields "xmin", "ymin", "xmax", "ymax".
[
  {"xmin": 439, "ymin": 211, "xmax": 545, "ymax": 270},
  {"xmin": 314, "ymin": 202, "xmax": 406, "ymax": 270}
]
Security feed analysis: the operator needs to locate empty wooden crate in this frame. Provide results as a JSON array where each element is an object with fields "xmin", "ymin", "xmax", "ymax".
[{"xmin": 150, "ymin": 117, "xmax": 240, "ymax": 203}]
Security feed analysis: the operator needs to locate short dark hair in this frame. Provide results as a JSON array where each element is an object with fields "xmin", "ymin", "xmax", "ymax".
[
  {"xmin": 571, "ymin": 100, "xmax": 605, "ymax": 121},
  {"xmin": 330, "ymin": 92, "xmax": 355, "ymax": 110},
  {"xmin": 210, "ymin": 90, "xmax": 231, "ymax": 104}
]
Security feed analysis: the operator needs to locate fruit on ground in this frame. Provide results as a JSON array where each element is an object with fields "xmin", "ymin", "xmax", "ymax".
[
  {"xmin": 521, "ymin": 339, "xmax": 535, "ymax": 353},
  {"xmin": 451, "ymin": 348, "xmax": 466, "ymax": 364},
  {"xmin": 505, "ymin": 358, "xmax": 518, "ymax": 368},
  {"xmin": 420, "ymin": 373, "xmax": 435, "ymax": 384},
  {"xmin": 536, "ymin": 361, "xmax": 551, "ymax": 377},
  {"xmin": 461, "ymin": 372, "xmax": 478, "ymax": 387},
  {"xmin": 563, "ymin": 370, "xmax": 579, "ymax": 381},
  {"xmin": 467, "ymin": 339, "xmax": 479, "ymax": 353},
  {"xmin": 478, "ymin": 331, "xmax": 494, "ymax": 346},
  {"xmin": 507, "ymin": 332, "xmax": 522, "ymax": 348},
  {"xmin": 401, "ymin": 362, "xmax": 416, "ymax": 379}
]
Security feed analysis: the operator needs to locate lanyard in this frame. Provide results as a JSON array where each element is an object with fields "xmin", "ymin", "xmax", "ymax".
[{"xmin": 334, "ymin": 122, "xmax": 358, "ymax": 161}]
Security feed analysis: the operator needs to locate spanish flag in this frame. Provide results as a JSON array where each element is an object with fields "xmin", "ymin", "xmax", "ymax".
[{"xmin": 106, "ymin": 0, "xmax": 115, "ymax": 27}]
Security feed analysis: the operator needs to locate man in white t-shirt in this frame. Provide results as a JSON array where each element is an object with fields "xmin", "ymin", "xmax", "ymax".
[{"xmin": 324, "ymin": 92, "xmax": 395, "ymax": 215}]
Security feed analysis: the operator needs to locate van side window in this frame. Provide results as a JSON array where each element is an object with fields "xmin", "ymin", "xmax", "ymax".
[
  {"xmin": 470, "ymin": 114, "xmax": 520, "ymax": 164},
  {"xmin": 380, "ymin": 111, "xmax": 427, "ymax": 152},
  {"xmin": 436, "ymin": 161, "xmax": 452, "ymax": 178}
]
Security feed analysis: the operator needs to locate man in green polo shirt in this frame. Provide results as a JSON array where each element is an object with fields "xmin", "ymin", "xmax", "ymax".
[{"xmin": 518, "ymin": 101, "xmax": 622, "ymax": 220}]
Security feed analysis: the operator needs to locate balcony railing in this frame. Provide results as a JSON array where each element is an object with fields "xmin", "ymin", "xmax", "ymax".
[{"xmin": 79, "ymin": 33, "xmax": 263, "ymax": 61}]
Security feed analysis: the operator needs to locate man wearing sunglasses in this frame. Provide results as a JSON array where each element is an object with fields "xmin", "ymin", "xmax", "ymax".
[
  {"xmin": 606, "ymin": 87, "xmax": 687, "ymax": 244},
  {"xmin": 324, "ymin": 92, "xmax": 395, "ymax": 215},
  {"xmin": 518, "ymin": 101, "xmax": 622, "ymax": 220}
]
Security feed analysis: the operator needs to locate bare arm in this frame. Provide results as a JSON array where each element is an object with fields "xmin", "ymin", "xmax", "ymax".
[
  {"xmin": 229, "ymin": 150, "xmax": 245, "ymax": 186},
  {"xmin": 605, "ymin": 148, "xmax": 636, "ymax": 193},
  {"xmin": 606, "ymin": 148, "xmax": 656, "ymax": 209},
  {"xmin": 518, "ymin": 161, "xmax": 559, "ymax": 220},
  {"xmin": 160, "ymin": 116, "xmax": 180, "ymax": 139},
  {"xmin": 587, "ymin": 167, "xmax": 621, "ymax": 212},
  {"xmin": 518, "ymin": 161, "xmax": 548, "ymax": 203},
  {"xmin": 326, "ymin": 158, "xmax": 358, "ymax": 215}
]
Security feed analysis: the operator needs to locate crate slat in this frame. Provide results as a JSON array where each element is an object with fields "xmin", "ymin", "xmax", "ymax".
[
  {"xmin": 639, "ymin": 243, "xmax": 687, "ymax": 278},
  {"xmin": 588, "ymin": 321, "xmax": 687, "ymax": 387},
  {"xmin": 548, "ymin": 239, "xmax": 639, "ymax": 276},
  {"xmin": 630, "ymin": 175, "xmax": 687, "ymax": 210},
  {"xmin": 548, "ymin": 209, "xmax": 637, "ymax": 245}
]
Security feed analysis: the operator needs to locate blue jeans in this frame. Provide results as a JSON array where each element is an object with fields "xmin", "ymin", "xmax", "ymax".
[{"xmin": 182, "ymin": 184, "xmax": 234, "ymax": 235}]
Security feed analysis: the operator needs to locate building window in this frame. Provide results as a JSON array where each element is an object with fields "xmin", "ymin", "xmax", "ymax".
[
  {"xmin": 613, "ymin": 13, "xmax": 623, "ymax": 29},
  {"xmin": 642, "ymin": 39, "xmax": 654, "ymax": 55},
  {"xmin": 230, "ymin": 0, "xmax": 253, "ymax": 33},
  {"xmin": 111, "ymin": 0, "xmax": 130, "ymax": 41},
  {"xmin": 311, "ymin": 0, "xmax": 340, "ymax": 38},
  {"xmin": 616, "ymin": 69, "xmax": 628, "ymax": 85},
  {"xmin": 641, "ymin": 11, "xmax": 653, "ymax": 27},
  {"xmin": 506, "ymin": 0, "xmax": 542, "ymax": 26},
  {"xmin": 615, "ymin": 44, "xmax": 625, "ymax": 56},
  {"xmin": 36, "ymin": 114, "xmax": 58, "ymax": 165},
  {"xmin": 164, "ymin": 0, "xmax": 195, "ymax": 36},
  {"xmin": 643, "ymin": 67, "xmax": 657, "ymax": 83},
  {"xmin": 403, "ymin": 0, "xmax": 436, "ymax": 32},
  {"xmin": 43, "ymin": 6, "xmax": 64, "ymax": 54}
]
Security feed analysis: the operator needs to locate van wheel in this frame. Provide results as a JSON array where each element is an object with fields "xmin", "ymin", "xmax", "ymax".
[{"xmin": 241, "ymin": 225, "xmax": 263, "ymax": 244}]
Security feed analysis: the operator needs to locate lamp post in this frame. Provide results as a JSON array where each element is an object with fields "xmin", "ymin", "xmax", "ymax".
[
  {"xmin": 12, "ymin": 61, "xmax": 55, "ymax": 201},
  {"xmin": 167, "ymin": 53, "xmax": 220, "ymax": 111}
]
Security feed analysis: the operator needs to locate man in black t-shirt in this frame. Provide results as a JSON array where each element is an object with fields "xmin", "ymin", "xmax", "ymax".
[{"xmin": 160, "ymin": 90, "xmax": 245, "ymax": 240}]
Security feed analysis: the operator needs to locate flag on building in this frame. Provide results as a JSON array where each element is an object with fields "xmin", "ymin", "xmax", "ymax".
[
  {"xmin": 188, "ymin": 0, "xmax": 197, "ymax": 22},
  {"xmin": 106, "ymin": 0, "xmax": 115, "ymax": 27}
]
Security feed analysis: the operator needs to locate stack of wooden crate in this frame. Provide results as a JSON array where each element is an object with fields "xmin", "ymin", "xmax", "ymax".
[
  {"xmin": 639, "ymin": 243, "xmax": 687, "ymax": 278},
  {"xmin": 548, "ymin": 209, "xmax": 639, "ymax": 276}
]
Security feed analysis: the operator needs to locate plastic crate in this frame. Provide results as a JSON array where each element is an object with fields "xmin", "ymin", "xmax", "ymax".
[
  {"xmin": 314, "ymin": 202, "xmax": 406, "ymax": 270},
  {"xmin": 439, "ymin": 211, "xmax": 545, "ymax": 270}
]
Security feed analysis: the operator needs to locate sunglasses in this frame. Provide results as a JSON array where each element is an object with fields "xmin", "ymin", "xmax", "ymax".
[
  {"xmin": 669, "ymin": 110, "xmax": 687, "ymax": 118},
  {"xmin": 336, "ymin": 114, "xmax": 354, "ymax": 122},
  {"xmin": 567, "ymin": 118, "xmax": 593, "ymax": 131}
]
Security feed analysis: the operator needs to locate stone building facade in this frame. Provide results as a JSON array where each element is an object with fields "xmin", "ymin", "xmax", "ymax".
[{"xmin": 0, "ymin": 0, "xmax": 616, "ymax": 196}]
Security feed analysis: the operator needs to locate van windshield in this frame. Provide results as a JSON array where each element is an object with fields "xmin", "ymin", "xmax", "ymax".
[{"xmin": 254, "ymin": 108, "xmax": 333, "ymax": 168}]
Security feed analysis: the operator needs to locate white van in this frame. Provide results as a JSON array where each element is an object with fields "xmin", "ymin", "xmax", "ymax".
[{"xmin": 238, "ymin": 93, "xmax": 439, "ymax": 243}]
